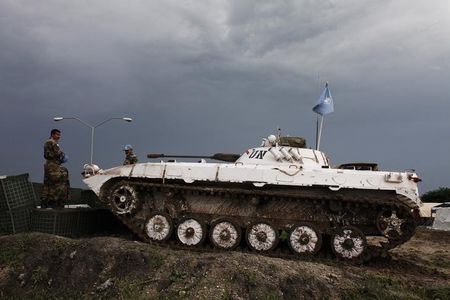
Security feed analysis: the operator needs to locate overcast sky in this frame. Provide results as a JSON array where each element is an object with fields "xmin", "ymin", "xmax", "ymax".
[{"xmin": 1, "ymin": 0, "xmax": 449, "ymax": 194}]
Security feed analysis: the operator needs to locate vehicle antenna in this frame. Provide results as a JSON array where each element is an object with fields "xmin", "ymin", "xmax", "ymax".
[{"xmin": 277, "ymin": 127, "xmax": 281, "ymax": 145}]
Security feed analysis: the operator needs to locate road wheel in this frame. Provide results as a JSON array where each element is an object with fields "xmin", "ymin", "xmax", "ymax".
[
  {"xmin": 210, "ymin": 219, "xmax": 241, "ymax": 250},
  {"xmin": 245, "ymin": 222, "xmax": 278, "ymax": 251},
  {"xmin": 145, "ymin": 212, "xmax": 173, "ymax": 241},
  {"xmin": 331, "ymin": 226, "xmax": 366, "ymax": 260},
  {"xmin": 288, "ymin": 224, "xmax": 322, "ymax": 255},
  {"xmin": 176, "ymin": 217, "xmax": 206, "ymax": 246}
]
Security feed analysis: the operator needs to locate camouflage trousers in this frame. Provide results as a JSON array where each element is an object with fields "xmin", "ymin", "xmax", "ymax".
[{"xmin": 41, "ymin": 162, "xmax": 70, "ymax": 209}]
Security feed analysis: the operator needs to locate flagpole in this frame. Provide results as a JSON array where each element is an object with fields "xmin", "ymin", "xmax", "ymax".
[
  {"xmin": 317, "ymin": 115, "xmax": 324, "ymax": 151},
  {"xmin": 315, "ymin": 115, "xmax": 319, "ymax": 150}
]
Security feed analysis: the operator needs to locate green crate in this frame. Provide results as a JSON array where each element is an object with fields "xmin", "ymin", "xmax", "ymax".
[
  {"xmin": 0, "ymin": 174, "xmax": 37, "ymax": 211},
  {"xmin": 0, "ymin": 205, "xmax": 34, "ymax": 234},
  {"xmin": 30, "ymin": 208, "xmax": 96, "ymax": 237}
]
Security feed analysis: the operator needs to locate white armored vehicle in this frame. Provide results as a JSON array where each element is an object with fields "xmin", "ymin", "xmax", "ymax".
[{"xmin": 83, "ymin": 134, "xmax": 421, "ymax": 261}]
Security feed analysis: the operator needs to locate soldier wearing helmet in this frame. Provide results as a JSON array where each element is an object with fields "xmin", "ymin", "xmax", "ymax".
[{"xmin": 123, "ymin": 144, "xmax": 138, "ymax": 165}]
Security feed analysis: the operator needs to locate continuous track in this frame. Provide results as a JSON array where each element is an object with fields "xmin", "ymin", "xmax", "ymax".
[{"xmin": 99, "ymin": 178, "xmax": 418, "ymax": 263}]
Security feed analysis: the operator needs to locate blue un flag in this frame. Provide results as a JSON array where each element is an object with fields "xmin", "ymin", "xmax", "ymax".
[{"xmin": 312, "ymin": 83, "xmax": 334, "ymax": 116}]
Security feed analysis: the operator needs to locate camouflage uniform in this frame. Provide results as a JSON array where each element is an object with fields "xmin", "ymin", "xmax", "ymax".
[
  {"xmin": 123, "ymin": 153, "xmax": 138, "ymax": 165},
  {"xmin": 41, "ymin": 138, "xmax": 70, "ymax": 208}
]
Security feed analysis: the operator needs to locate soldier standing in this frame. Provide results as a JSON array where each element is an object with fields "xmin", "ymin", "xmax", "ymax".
[
  {"xmin": 123, "ymin": 144, "xmax": 138, "ymax": 165},
  {"xmin": 41, "ymin": 129, "xmax": 70, "ymax": 209}
]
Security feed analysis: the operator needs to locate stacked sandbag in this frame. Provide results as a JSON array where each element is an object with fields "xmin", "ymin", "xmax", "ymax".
[
  {"xmin": 0, "ymin": 174, "xmax": 37, "ymax": 234},
  {"xmin": 30, "ymin": 207, "xmax": 97, "ymax": 237},
  {"xmin": 432, "ymin": 207, "xmax": 450, "ymax": 231},
  {"xmin": 30, "ymin": 183, "xmax": 103, "ymax": 237}
]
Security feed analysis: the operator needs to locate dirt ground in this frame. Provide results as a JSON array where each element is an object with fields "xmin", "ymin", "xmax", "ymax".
[{"xmin": 0, "ymin": 227, "xmax": 449, "ymax": 300}]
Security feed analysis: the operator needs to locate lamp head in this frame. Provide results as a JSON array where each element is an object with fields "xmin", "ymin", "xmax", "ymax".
[
  {"xmin": 122, "ymin": 117, "xmax": 133, "ymax": 122},
  {"xmin": 53, "ymin": 117, "xmax": 64, "ymax": 121}
]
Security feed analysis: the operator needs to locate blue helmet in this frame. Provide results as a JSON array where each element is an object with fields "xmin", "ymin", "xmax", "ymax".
[{"xmin": 123, "ymin": 144, "xmax": 133, "ymax": 151}]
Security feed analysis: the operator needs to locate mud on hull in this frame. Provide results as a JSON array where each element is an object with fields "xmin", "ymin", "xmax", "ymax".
[{"xmin": 99, "ymin": 177, "xmax": 418, "ymax": 262}]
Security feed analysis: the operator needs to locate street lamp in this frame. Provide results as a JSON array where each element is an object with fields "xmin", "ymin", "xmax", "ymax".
[{"xmin": 53, "ymin": 116, "xmax": 133, "ymax": 164}]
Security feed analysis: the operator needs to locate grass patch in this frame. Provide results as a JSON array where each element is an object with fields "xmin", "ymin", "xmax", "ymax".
[
  {"xmin": 0, "ymin": 234, "xmax": 34, "ymax": 267},
  {"xmin": 221, "ymin": 288, "xmax": 232, "ymax": 300},
  {"xmin": 420, "ymin": 286, "xmax": 450, "ymax": 300},
  {"xmin": 25, "ymin": 288, "xmax": 52, "ymax": 300},
  {"xmin": 342, "ymin": 274, "xmax": 450, "ymax": 300},
  {"xmin": 430, "ymin": 256, "xmax": 450, "ymax": 268},
  {"xmin": 279, "ymin": 230, "xmax": 288, "ymax": 241},
  {"xmin": 236, "ymin": 268, "xmax": 258, "ymax": 287},
  {"xmin": 262, "ymin": 291, "xmax": 280, "ymax": 300},
  {"xmin": 115, "ymin": 276, "xmax": 149, "ymax": 300},
  {"xmin": 169, "ymin": 270, "xmax": 188, "ymax": 283},
  {"xmin": 53, "ymin": 237, "xmax": 79, "ymax": 254},
  {"xmin": 31, "ymin": 266, "xmax": 48, "ymax": 286},
  {"xmin": 146, "ymin": 246, "xmax": 164, "ymax": 269}
]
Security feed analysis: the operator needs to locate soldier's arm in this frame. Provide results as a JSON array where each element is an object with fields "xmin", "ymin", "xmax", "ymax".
[
  {"xmin": 45, "ymin": 140, "xmax": 64, "ymax": 160},
  {"xmin": 51, "ymin": 142, "xmax": 64, "ymax": 160}
]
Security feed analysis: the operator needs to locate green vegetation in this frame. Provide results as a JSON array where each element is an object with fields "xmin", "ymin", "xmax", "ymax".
[
  {"xmin": 221, "ymin": 288, "xmax": 232, "ymax": 300},
  {"xmin": 236, "ymin": 268, "xmax": 258, "ymax": 287},
  {"xmin": 431, "ymin": 256, "xmax": 450, "ymax": 268},
  {"xmin": 169, "ymin": 270, "xmax": 188, "ymax": 283},
  {"xmin": 1, "ymin": 230, "xmax": 449, "ymax": 300},
  {"xmin": 279, "ymin": 230, "xmax": 288, "ymax": 241},
  {"xmin": 146, "ymin": 246, "xmax": 164, "ymax": 269},
  {"xmin": 261, "ymin": 291, "xmax": 280, "ymax": 300},
  {"xmin": 53, "ymin": 237, "xmax": 79, "ymax": 254},
  {"xmin": 421, "ymin": 286, "xmax": 450, "ymax": 300},
  {"xmin": 0, "ymin": 234, "xmax": 33, "ymax": 267},
  {"xmin": 115, "ymin": 276, "xmax": 149, "ymax": 300},
  {"xmin": 421, "ymin": 187, "xmax": 450, "ymax": 203},
  {"xmin": 31, "ymin": 266, "xmax": 48, "ymax": 286},
  {"xmin": 343, "ymin": 274, "xmax": 450, "ymax": 300},
  {"xmin": 25, "ymin": 289, "xmax": 51, "ymax": 300}
]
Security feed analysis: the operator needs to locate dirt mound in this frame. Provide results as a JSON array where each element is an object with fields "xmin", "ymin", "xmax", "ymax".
[{"xmin": 0, "ymin": 228, "xmax": 449, "ymax": 299}]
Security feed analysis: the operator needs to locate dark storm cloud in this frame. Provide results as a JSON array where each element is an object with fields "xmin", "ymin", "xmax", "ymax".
[{"xmin": 0, "ymin": 0, "xmax": 449, "ymax": 193}]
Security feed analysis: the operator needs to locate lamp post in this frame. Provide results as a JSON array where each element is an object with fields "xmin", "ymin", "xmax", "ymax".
[{"xmin": 53, "ymin": 117, "xmax": 132, "ymax": 164}]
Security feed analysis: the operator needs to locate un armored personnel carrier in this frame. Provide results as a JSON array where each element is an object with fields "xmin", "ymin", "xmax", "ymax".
[{"xmin": 82, "ymin": 135, "xmax": 421, "ymax": 261}]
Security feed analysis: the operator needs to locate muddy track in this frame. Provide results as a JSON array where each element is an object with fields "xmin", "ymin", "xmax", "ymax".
[{"xmin": 99, "ymin": 178, "xmax": 418, "ymax": 263}]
